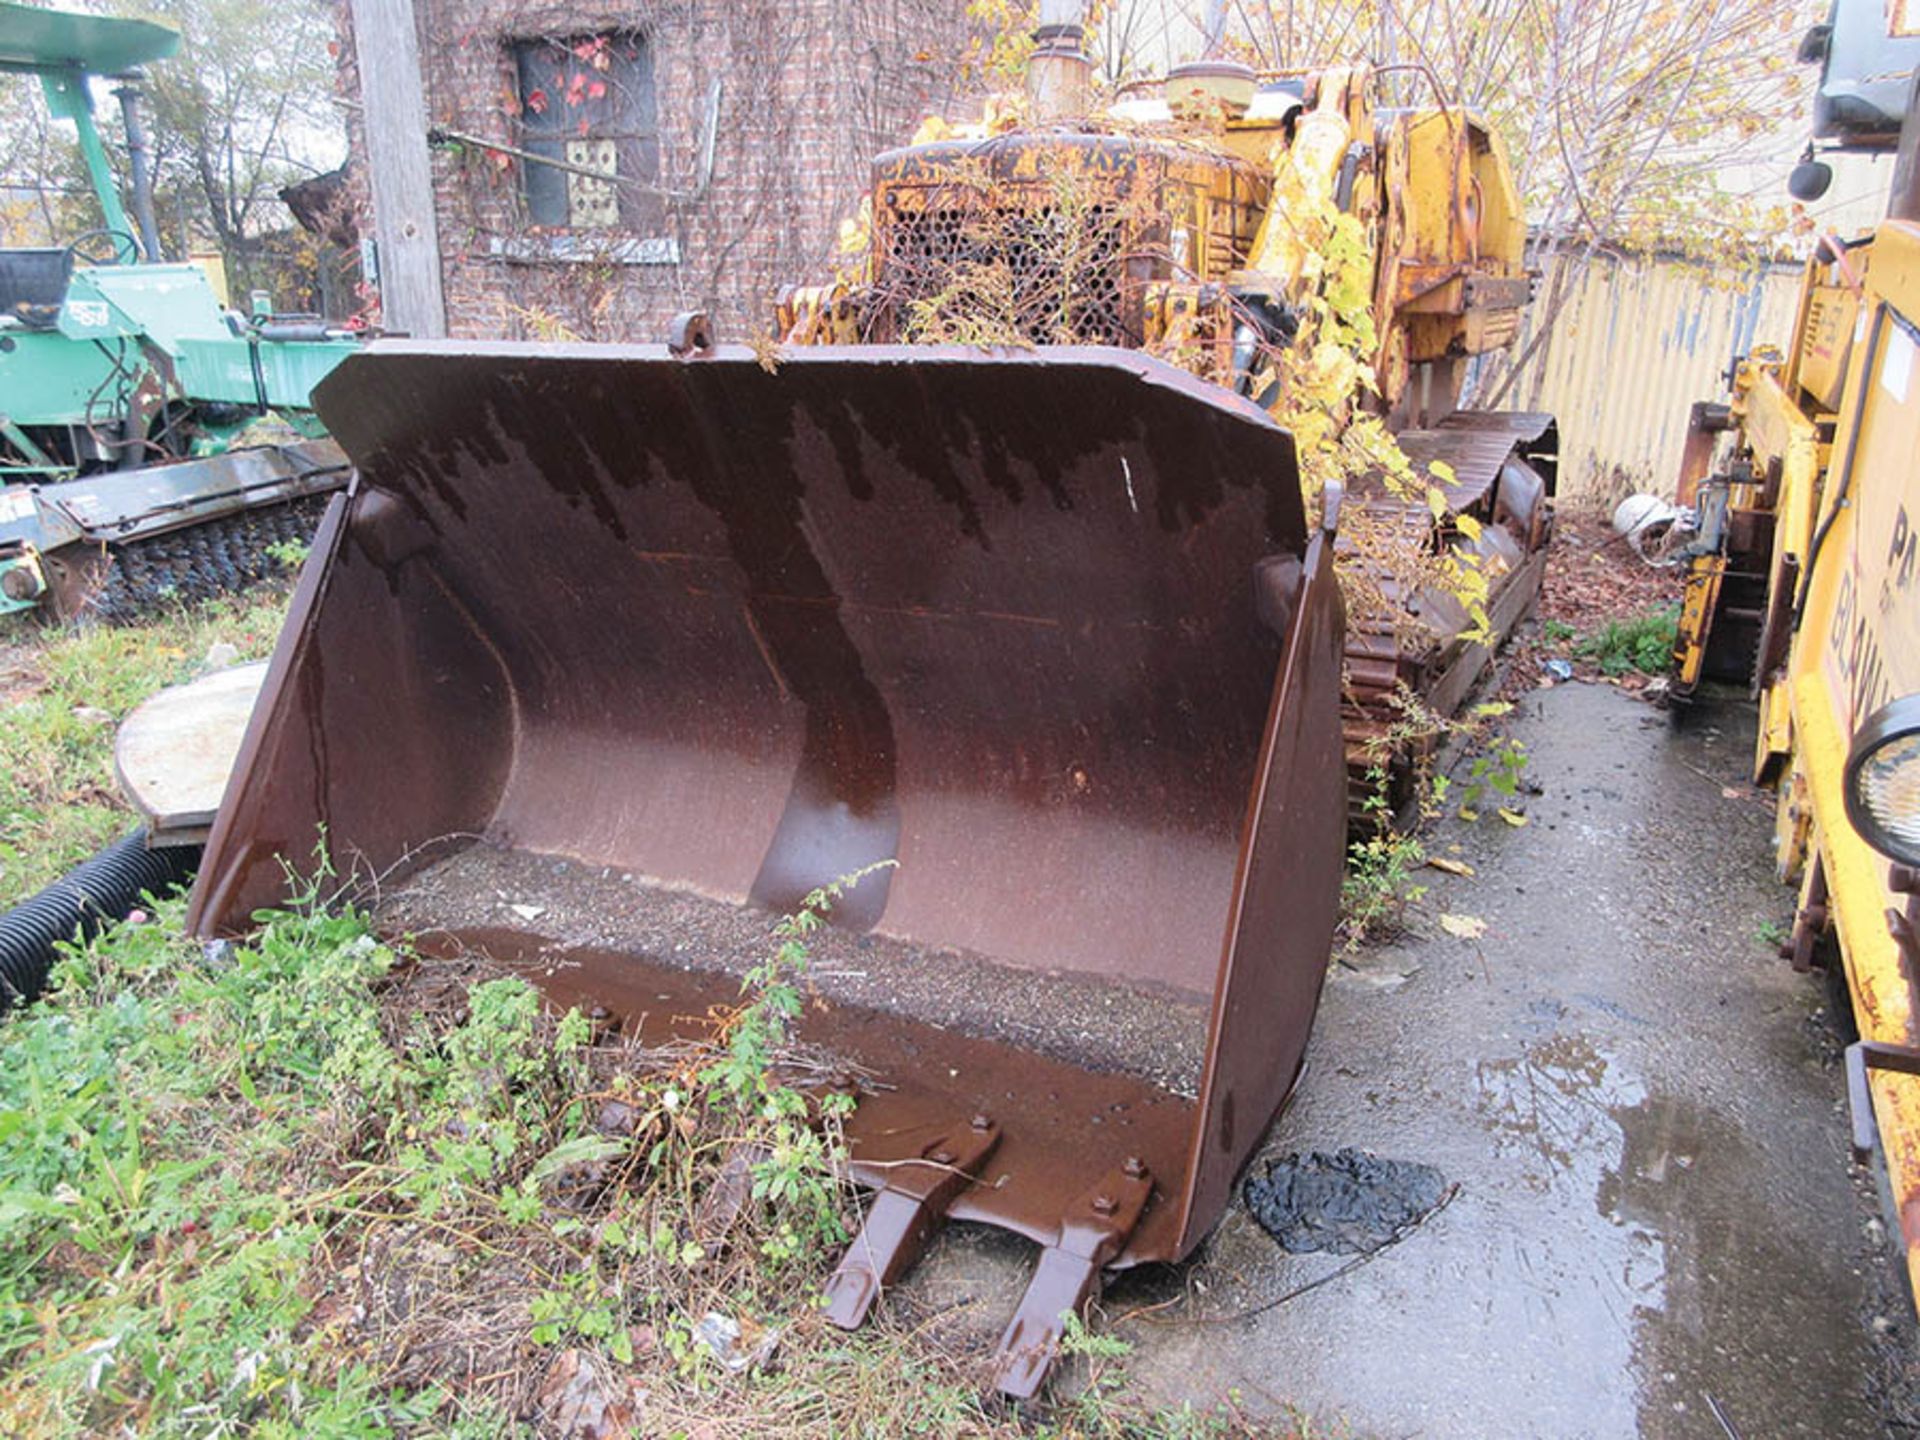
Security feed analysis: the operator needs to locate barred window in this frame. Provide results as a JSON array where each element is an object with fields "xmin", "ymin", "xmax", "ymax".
[{"xmin": 511, "ymin": 33, "xmax": 660, "ymax": 233}]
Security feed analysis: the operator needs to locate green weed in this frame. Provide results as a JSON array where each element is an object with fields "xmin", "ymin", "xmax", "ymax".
[
  {"xmin": 1456, "ymin": 734, "xmax": 1529, "ymax": 821},
  {"xmin": 265, "ymin": 538, "xmax": 311, "ymax": 569},
  {"xmin": 1341, "ymin": 763, "xmax": 1431, "ymax": 947},
  {"xmin": 1577, "ymin": 605, "xmax": 1679, "ymax": 677}
]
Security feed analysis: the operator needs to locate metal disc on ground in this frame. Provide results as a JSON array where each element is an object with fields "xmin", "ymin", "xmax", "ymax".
[{"xmin": 114, "ymin": 661, "xmax": 268, "ymax": 846}]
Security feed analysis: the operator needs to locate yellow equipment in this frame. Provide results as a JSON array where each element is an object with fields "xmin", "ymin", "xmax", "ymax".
[
  {"xmin": 778, "ymin": 52, "xmax": 1557, "ymax": 807},
  {"xmin": 1673, "ymin": 0, "xmax": 1920, "ymax": 1308}
]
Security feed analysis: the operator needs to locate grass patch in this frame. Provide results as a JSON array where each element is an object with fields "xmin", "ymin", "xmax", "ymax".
[
  {"xmin": 0, "ymin": 588, "xmax": 291, "ymax": 908},
  {"xmin": 1573, "ymin": 605, "xmax": 1678, "ymax": 678},
  {"xmin": 0, "ymin": 873, "xmax": 1304, "ymax": 1436}
]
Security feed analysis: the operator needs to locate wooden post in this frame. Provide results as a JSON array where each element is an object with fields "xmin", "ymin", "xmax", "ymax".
[{"xmin": 350, "ymin": 0, "xmax": 447, "ymax": 338}]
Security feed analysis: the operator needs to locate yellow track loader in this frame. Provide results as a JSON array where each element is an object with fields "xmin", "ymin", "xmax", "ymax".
[
  {"xmin": 186, "ymin": 20, "xmax": 1552, "ymax": 1396},
  {"xmin": 779, "ymin": 48, "xmax": 1557, "ymax": 809}
]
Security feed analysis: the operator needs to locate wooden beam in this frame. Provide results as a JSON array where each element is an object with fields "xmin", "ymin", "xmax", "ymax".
[{"xmin": 349, "ymin": 0, "xmax": 447, "ymax": 337}]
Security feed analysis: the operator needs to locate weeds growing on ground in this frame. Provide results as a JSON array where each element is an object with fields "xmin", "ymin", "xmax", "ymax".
[
  {"xmin": 1337, "ymin": 689, "xmax": 1532, "ymax": 947},
  {"xmin": 1455, "ymin": 730, "xmax": 1529, "ymax": 823},
  {"xmin": 0, "ymin": 588, "xmax": 291, "ymax": 907},
  {"xmin": 1341, "ymin": 762, "xmax": 1433, "ymax": 948},
  {"xmin": 1573, "ymin": 604, "xmax": 1679, "ymax": 678},
  {"xmin": 0, "ymin": 866, "xmax": 851, "ymax": 1435},
  {"xmin": 0, "ymin": 851, "xmax": 1301, "ymax": 1436}
]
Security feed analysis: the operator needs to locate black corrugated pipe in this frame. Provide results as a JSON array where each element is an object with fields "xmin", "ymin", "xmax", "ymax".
[{"xmin": 0, "ymin": 832, "xmax": 200, "ymax": 1011}]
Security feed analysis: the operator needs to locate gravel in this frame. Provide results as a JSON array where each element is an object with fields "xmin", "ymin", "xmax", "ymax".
[{"xmin": 381, "ymin": 842, "xmax": 1211, "ymax": 1096}]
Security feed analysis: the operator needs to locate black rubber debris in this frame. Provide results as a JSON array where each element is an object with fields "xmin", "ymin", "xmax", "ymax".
[{"xmin": 1244, "ymin": 1147, "xmax": 1448, "ymax": 1254}]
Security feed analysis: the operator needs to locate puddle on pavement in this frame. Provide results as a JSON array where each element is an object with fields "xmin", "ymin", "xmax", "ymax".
[
  {"xmin": 1470, "ymin": 1025, "xmax": 1869, "ymax": 1437},
  {"xmin": 1475, "ymin": 1031, "xmax": 1649, "ymax": 1190},
  {"xmin": 1475, "ymin": 1030, "xmax": 1676, "ymax": 1423}
]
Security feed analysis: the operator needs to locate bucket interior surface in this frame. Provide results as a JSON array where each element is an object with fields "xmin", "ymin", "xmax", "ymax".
[{"xmin": 309, "ymin": 344, "xmax": 1307, "ymax": 997}]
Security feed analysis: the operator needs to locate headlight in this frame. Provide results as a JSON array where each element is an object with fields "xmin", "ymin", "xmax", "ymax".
[{"xmin": 1845, "ymin": 695, "xmax": 1920, "ymax": 868}]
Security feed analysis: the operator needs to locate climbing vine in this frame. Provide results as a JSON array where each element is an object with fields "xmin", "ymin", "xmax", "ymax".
[{"xmin": 359, "ymin": 0, "xmax": 974, "ymax": 341}]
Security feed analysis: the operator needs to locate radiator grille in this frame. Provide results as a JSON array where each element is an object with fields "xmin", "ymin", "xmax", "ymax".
[{"xmin": 878, "ymin": 201, "xmax": 1135, "ymax": 346}]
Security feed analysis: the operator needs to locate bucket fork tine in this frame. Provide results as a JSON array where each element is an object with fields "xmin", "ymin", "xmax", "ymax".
[
  {"xmin": 823, "ymin": 1115, "xmax": 1001, "ymax": 1330},
  {"xmin": 990, "ymin": 1159, "xmax": 1154, "ymax": 1400}
]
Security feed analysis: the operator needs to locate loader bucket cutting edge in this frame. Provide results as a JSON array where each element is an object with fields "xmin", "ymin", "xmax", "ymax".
[{"xmin": 185, "ymin": 340, "xmax": 1348, "ymax": 1389}]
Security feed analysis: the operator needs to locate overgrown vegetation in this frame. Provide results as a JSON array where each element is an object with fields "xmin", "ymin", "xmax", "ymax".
[
  {"xmin": 1575, "ymin": 605, "xmax": 1680, "ymax": 678},
  {"xmin": 0, "ymin": 865, "xmax": 848, "ymax": 1434},
  {"xmin": 1340, "ymin": 769, "xmax": 1433, "ymax": 948},
  {"xmin": 1529, "ymin": 597, "xmax": 1681, "ymax": 683},
  {"xmin": 0, "ymin": 590, "xmax": 290, "ymax": 909},
  {"xmin": 0, "ymin": 835, "xmax": 1305, "ymax": 1435},
  {"xmin": 1338, "ymin": 692, "xmax": 1529, "ymax": 947}
]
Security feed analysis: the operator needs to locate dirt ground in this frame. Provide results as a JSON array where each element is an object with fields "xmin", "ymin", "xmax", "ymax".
[{"xmin": 887, "ymin": 677, "xmax": 1920, "ymax": 1438}]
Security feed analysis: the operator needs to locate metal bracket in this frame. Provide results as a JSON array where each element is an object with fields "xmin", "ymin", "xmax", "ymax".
[
  {"xmin": 1460, "ymin": 275, "xmax": 1534, "ymax": 311},
  {"xmin": 1321, "ymin": 477, "xmax": 1344, "ymax": 538},
  {"xmin": 1785, "ymin": 858, "xmax": 1830, "ymax": 972},
  {"xmin": 667, "ymin": 310, "xmax": 714, "ymax": 358},
  {"xmin": 822, "ymin": 1114, "xmax": 1000, "ymax": 1330},
  {"xmin": 1845, "ymin": 1040, "xmax": 1920, "ymax": 1161},
  {"xmin": 989, "ymin": 1158, "xmax": 1153, "ymax": 1401}
]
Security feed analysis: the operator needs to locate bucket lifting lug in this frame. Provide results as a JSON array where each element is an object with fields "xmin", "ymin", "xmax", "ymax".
[
  {"xmin": 990, "ymin": 1158, "xmax": 1154, "ymax": 1401},
  {"xmin": 667, "ymin": 310, "xmax": 715, "ymax": 358},
  {"xmin": 823, "ymin": 1114, "xmax": 1001, "ymax": 1330}
]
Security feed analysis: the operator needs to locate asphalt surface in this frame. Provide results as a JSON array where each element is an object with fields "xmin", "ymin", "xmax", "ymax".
[{"xmin": 894, "ymin": 680, "xmax": 1919, "ymax": 1437}]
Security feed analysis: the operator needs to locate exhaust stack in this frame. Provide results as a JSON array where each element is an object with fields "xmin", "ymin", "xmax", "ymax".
[{"xmin": 1029, "ymin": 0, "xmax": 1091, "ymax": 121}]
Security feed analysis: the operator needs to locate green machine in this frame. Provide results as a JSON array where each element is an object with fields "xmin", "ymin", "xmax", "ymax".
[{"xmin": 0, "ymin": 2, "xmax": 365, "ymax": 618}]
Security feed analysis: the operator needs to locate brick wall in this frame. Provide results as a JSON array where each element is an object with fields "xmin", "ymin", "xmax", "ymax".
[{"xmin": 338, "ymin": 0, "xmax": 972, "ymax": 341}]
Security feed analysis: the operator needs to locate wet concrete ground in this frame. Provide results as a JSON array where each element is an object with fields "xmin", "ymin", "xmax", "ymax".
[{"xmin": 896, "ymin": 680, "xmax": 1920, "ymax": 1437}]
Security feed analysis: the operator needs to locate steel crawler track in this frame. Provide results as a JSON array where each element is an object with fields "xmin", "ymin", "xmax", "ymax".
[{"xmin": 1339, "ymin": 411, "xmax": 1558, "ymax": 821}]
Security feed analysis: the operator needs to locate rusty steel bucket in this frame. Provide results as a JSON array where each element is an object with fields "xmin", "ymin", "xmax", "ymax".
[{"xmin": 185, "ymin": 339, "xmax": 1348, "ymax": 1396}]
